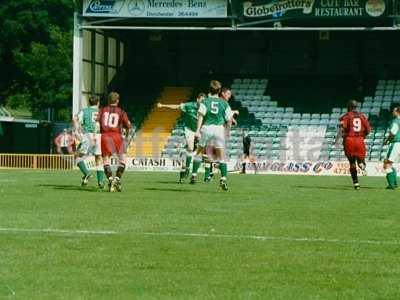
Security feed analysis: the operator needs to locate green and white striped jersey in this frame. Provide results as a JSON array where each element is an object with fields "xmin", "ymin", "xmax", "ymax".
[
  {"xmin": 198, "ymin": 96, "xmax": 232, "ymax": 126},
  {"xmin": 77, "ymin": 106, "xmax": 100, "ymax": 134},
  {"xmin": 180, "ymin": 102, "xmax": 198, "ymax": 132}
]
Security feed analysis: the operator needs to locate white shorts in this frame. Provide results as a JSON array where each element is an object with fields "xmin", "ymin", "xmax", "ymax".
[
  {"xmin": 77, "ymin": 133, "xmax": 101, "ymax": 156},
  {"xmin": 184, "ymin": 127, "xmax": 195, "ymax": 151},
  {"xmin": 199, "ymin": 125, "xmax": 226, "ymax": 149},
  {"xmin": 386, "ymin": 142, "xmax": 400, "ymax": 163}
]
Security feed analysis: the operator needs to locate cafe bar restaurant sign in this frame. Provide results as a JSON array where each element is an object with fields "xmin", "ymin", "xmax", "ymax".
[{"xmin": 242, "ymin": 0, "xmax": 387, "ymax": 18}]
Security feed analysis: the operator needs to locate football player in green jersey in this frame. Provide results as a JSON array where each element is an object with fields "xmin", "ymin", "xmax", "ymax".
[
  {"xmin": 157, "ymin": 92, "xmax": 206, "ymax": 182},
  {"xmin": 73, "ymin": 96, "xmax": 105, "ymax": 189},
  {"xmin": 191, "ymin": 80, "xmax": 233, "ymax": 191},
  {"xmin": 204, "ymin": 87, "xmax": 239, "ymax": 182},
  {"xmin": 383, "ymin": 106, "xmax": 400, "ymax": 189}
]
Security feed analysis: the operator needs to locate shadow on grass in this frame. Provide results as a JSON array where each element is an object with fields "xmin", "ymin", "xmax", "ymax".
[
  {"xmin": 154, "ymin": 181, "xmax": 181, "ymax": 185},
  {"xmin": 37, "ymin": 184, "xmax": 99, "ymax": 192},
  {"xmin": 144, "ymin": 187, "xmax": 215, "ymax": 194},
  {"xmin": 293, "ymin": 185, "xmax": 381, "ymax": 191}
]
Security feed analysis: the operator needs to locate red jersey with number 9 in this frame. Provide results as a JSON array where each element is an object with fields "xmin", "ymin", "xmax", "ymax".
[
  {"xmin": 339, "ymin": 111, "xmax": 371, "ymax": 159},
  {"xmin": 98, "ymin": 105, "xmax": 131, "ymax": 134},
  {"xmin": 340, "ymin": 111, "xmax": 371, "ymax": 138}
]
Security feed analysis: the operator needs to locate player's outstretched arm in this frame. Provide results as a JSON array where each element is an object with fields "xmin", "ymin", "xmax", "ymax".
[
  {"xmin": 157, "ymin": 103, "xmax": 180, "ymax": 110},
  {"xmin": 195, "ymin": 113, "xmax": 204, "ymax": 139}
]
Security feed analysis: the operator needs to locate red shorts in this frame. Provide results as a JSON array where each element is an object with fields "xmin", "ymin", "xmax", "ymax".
[
  {"xmin": 101, "ymin": 133, "xmax": 123, "ymax": 156},
  {"xmin": 343, "ymin": 137, "xmax": 366, "ymax": 160}
]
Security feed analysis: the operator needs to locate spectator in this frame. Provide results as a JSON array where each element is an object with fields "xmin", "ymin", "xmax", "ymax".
[{"xmin": 54, "ymin": 129, "xmax": 74, "ymax": 154}]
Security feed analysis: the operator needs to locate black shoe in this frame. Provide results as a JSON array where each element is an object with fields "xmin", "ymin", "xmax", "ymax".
[
  {"xmin": 190, "ymin": 175, "xmax": 197, "ymax": 184},
  {"xmin": 179, "ymin": 170, "xmax": 186, "ymax": 183},
  {"xmin": 114, "ymin": 177, "xmax": 122, "ymax": 192},
  {"xmin": 108, "ymin": 178, "xmax": 115, "ymax": 192},
  {"xmin": 386, "ymin": 186, "xmax": 397, "ymax": 190},
  {"xmin": 81, "ymin": 174, "xmax": 92, "ymax": 186},
  {"xmin": 354, "ymin": 183, "xmax": 360, "ymax": 190},
  {"xmin": 204, "ymin": 176, "xmax": 211, "ymax": 182},
  {"xmin": 209, "ymin": 172, "xmax": 214, "ymax": 178},
  {"xmin": 220, "ymin": 178, "xmax": 228, "ymax": 191},
  {"xmin": 98, "ymin": 183, "xmax": 105, "ymax": 191}
]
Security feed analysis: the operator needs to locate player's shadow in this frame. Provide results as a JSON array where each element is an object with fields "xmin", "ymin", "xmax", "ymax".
[
  {"xmin": 144, "ymin": 187, "xmax": 215, "ymax": 194},
  {"xmin": 154, "ymin": 181, "xmax": 179, "ymax": 185},
  {"xmin": 37, "ymin": 184, "xmax": 99, "ymax": 192},
  {"xmin": 293, "ymin": 185, "xmax": 380, "ymax": 191}
]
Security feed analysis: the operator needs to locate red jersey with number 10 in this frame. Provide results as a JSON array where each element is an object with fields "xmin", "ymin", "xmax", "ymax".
[
  {"xmin": 340, "ymin": 111, "xmax": 371, "ymax": 138},
  {"xmin": 98, "ymin": 105, "xmax": 132, "ymax": 134}
]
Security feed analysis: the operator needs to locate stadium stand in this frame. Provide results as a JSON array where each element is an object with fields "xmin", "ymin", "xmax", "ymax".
[
  {"xmin": 128, "ymin": 87, "xmax": 192, "ymax": 158},
  {"xmin": 108, "ymin": 69, "xmax": 164, "ymax": 132},
  {"xmin": 161, "ymin": 78, "xmax": 400, "ymax": 162}
]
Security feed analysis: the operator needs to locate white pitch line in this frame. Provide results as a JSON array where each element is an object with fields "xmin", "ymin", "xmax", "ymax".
[
  {"xmin": 4, "ymin": 284, "xmax": 16, "ymax": 296},
  {"xmin": 142, "ymin": 232, "xmax": 400, "ymax": 246},
  {"xmin": 0, "ymin": 227, "xmax": 117, "ymax": 235},
  {"xmin": 0, "ymin": 227, "xmax": 399, "ymax": 246},
  {"xmin": 0, "ymin": 179, "xmax": 17, "ymax": 183}
]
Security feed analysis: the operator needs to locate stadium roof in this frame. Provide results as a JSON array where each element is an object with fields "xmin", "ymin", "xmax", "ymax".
[{"xmin": 77, "ymin": 0, "xmax": 400, "ymax": 31}]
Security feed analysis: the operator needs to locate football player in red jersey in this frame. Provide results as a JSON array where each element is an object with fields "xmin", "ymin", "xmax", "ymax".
[
  {"xmin": 338, "ymin": 100, "xmax": 371, "ymax": 190},
  {"xmin": 98, "ymin": 92, "xmax": 133, "ymax": 192}
]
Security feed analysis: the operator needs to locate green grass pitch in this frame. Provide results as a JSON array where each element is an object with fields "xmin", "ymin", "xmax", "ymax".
[{"xmin": 1, "ymin": 170, "xmax": 400, "ymax": 299}]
